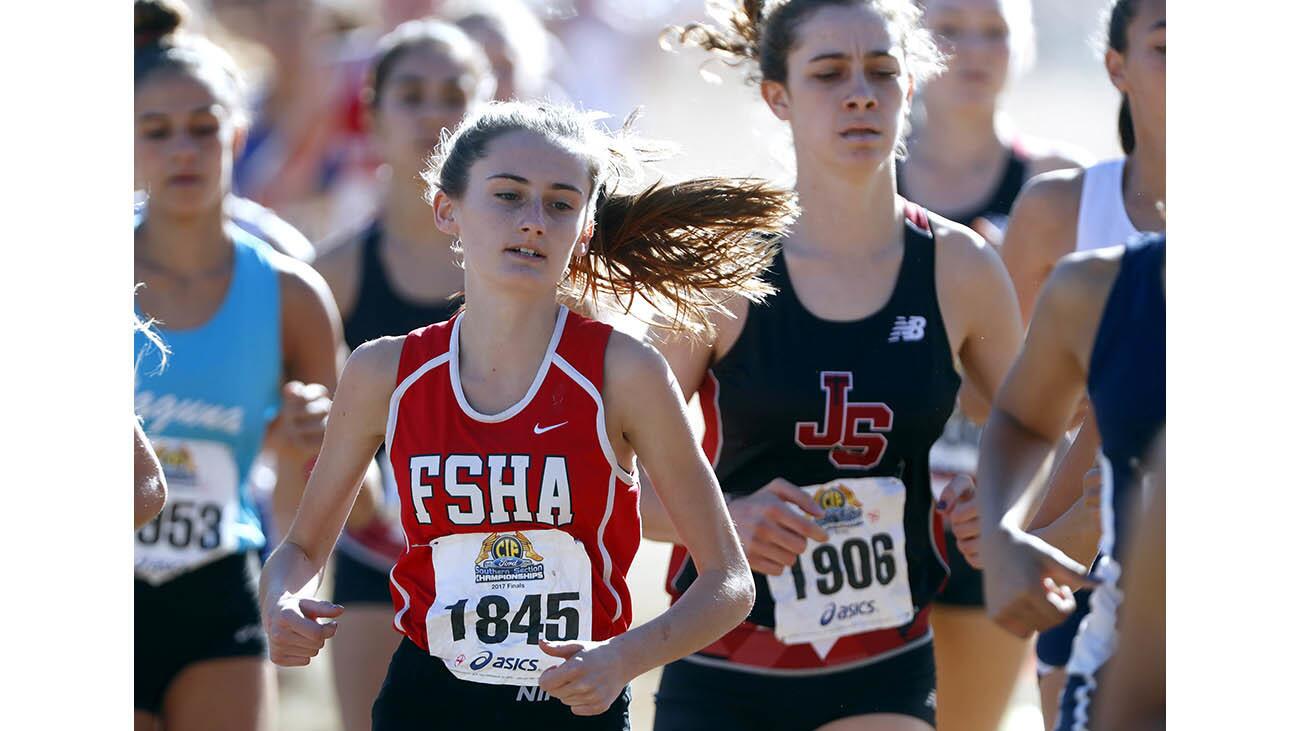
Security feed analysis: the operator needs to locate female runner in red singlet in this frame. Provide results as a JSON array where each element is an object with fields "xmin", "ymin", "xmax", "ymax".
[{"xmin": 259, "ymin": 100, "xmax": 801, "ymax": 728}]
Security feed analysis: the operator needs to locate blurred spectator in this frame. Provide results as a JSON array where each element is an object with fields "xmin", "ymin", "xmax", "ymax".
[
  {"xmin": 444, "ymin": 0, "xmax": 558, "ymax": 101},
  {"xmin": 208, "ymin": 0, "xmax": 377, "ymax": 240}
]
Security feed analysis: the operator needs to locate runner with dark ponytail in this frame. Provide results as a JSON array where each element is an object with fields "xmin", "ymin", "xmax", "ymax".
[{"xmin": 642, "ymin": 2, "xmax": 1023, "ymax": 729}]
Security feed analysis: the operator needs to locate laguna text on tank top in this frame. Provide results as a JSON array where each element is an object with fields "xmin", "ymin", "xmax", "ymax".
[
  {"xmin": 666, "ymin": 204, "xmax": 961, "ymax": 674},
  {"xmin": 134, "ymin": 229, "xmax": 283, "ymax": 585},
  {"xmin": 1076, "ymin": 159, "xmax": 1141, "ymax": 252},
  {"xmin": 338, "ymin": 221, "xmax": 465, "ymax": 570},
  {"xmin": 1067, "ymin": 233, "xmax": 1165, "ymax": 681}
]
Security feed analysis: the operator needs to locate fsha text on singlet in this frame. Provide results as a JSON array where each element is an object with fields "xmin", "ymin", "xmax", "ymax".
[{"xmin": 385, "ymin": 307, "xmax": 639, "ymax": 686}]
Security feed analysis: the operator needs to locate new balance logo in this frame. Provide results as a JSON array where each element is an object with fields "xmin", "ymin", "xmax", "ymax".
[
  {"xmin": 533, "ymin": 422, "xmax": 567, "ymax": 435},
  {"xmin": 888, "ymin": 316, "xmax": 926, "ymax": 343}
]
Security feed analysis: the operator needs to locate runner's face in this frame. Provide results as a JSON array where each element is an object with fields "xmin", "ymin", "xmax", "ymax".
[
  {"xmin": 923, "ymin": 0, "xmax": 1012, "ymax": 109},
  {"xmin": 1114, "ymin": 0, "xmax": 1166, "ymax": 151},
  {"xmin": 435, "ymin": 130, "xmax": 593, "ymax": 297},
  {"xmin": 134, "ymin": 71, "xmax": 237, "ymax": 216},
  {"xmin": 374, "ymin": 47, "xmax": 485, "ymax": 183},
  {"xmin": 764, "ymin": 4, "xmax": 913, "ymax": 176}
]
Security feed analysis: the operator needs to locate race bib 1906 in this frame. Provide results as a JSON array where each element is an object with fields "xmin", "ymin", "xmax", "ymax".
[
  {"xmin": 426, "ymin": 530, "xmax": 593, "ymax": 685},
  {"xmin": 135, "ymin": 437, "xmax": 242, "ymax": 584},
  {"xmin": 767, "ymin": 477, "xmax": 914, "ymax": 651}
]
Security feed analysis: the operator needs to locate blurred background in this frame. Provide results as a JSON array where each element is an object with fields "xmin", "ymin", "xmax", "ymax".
[{"xmin": 143, "ymin": 1, "xmax": 1122, "ymax": 729}]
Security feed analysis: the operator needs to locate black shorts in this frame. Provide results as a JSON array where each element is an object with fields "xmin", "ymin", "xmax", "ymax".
[
  {"xmin": 1036, "ymin": 592, "xmax": 1092, "ymax": 673},
  {"xmin": 653, "ymin": 641, "xmax": 937, "ymax": 731},
  {"xmin": 331, "ymin": 545, "xmax": 395, "ymax": 606},
  {"xmin": 372, "ymin": 638, "xmax": 631, "ymax": 730},
  {"xmin": 932, "ymin": 529, "xmax": 983, "ymax": 608},
  {"xmin": 135, "ymin": 551, "xmax": 267, "ymax": 714}
]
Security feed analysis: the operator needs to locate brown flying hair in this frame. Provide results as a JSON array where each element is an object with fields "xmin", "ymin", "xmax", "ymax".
[
  {"xmin": 423, "ymin": 101, "xmax": 797, "ymax": 337},
  {"xmin": 665, "ymin": 0, "xmax": 943, "ymax": 87}
]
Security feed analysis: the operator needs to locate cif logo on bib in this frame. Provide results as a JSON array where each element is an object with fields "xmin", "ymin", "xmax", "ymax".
[
  {"xmin": 154, "ymin": 443, "xmax": 198, "ymax": 485},
  {"xmin": 474, "ymin": 532, "xmax": 546, "ymax": 583},
  {"xmin": 813, "ymin": 484, "xmax": 863, "ymax": 528}
]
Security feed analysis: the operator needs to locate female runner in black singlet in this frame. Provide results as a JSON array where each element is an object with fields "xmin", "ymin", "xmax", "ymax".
[
  {"xmin": 897, "ymin": 1, "xmax": 1089, "ymax": 727},
  {"xmin": 311, "ymin": 20, "xmax": 495, "ymax": 731},
  {"xmin": 641, "ymin": 2, "xmax": 1022, "ymax": 729}
]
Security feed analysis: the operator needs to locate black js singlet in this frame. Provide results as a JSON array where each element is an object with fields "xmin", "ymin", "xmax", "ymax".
[{"xmin": 666, "ymin": 204, "xmax": 961, "ymax": 672}]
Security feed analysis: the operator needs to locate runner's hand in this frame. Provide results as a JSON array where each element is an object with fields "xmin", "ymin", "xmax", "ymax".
[
  {"xmin": 938, "ymin": 475, "xmax": 982, "ymax": 568},
  {"xmin": 981, "ymin": 526, "xmax": 1096, "ymax": 639},
  {"xmin": 265, "ymin": 594, "xmax": 343, "ymax": 667},
  {"xmin": 265, "ymin": 381, "xmax": 332, "ymax": 460},
  {"xmin": 727, "ymin": 478, "xmax": 829, "ymax": 576},
  {"xmin": 538, "ymin": 640, "xmax": 628, "ymax": 717}
]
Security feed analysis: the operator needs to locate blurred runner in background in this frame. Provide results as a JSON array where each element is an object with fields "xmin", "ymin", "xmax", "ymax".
[
  {"xmin": 133, "ymin": 2, "xmax": 342, "ymax": 728},
  {"xmin": 311, "ymin": 18, "xmax": 494, "ymax": 731},
  {"xmin": 898, "ymin": 2, "xmax": 1090, "ymax": 728}
]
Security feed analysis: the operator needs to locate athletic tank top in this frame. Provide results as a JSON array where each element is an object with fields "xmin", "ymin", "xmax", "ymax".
[
  {"xmin": 896, "ymin": 141, "xmax": 1030, "ymax": 232},
  {"xmin": 1067, "ymin": 233, "xmax": 1165, "ymax": 679},
  {"xmin": 342, "ymin": 221, "xmax": 463, "ymax": 352},
  {"xmin": 1076, "ymin": 159, "xmax": 1140, "ymax": 252},
  {"xmin": 666, "ymin": 204, "xmax": 960, "ymax": 674},
  {"xmin": 386, "ymin": 307, "xmax": 640, "ymax": 675},
  {"xmin": 134, "ymin": 228, "xmax": 282, "ymax": 585},
  {"xmin": 337, "ymin": 221, "xmax": 465, "ymax": 570}
]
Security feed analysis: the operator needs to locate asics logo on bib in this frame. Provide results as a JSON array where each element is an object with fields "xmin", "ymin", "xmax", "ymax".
[
  {"xmin": 794, "ymin": 372, "xmax": 894, "ymax": 469},
  {"xmin": 819, "ymin": 599, "xmax": 879, "ymax": 626},
  {"xmin": 467, "ymin": 649, "xmax": 540, "ymax": 673},
  {"xmin": 888, "ymin": 315, "xmax": 926, "ymax": 343},
  {"xmin": 408, "ymin": 454, "xmax": 573, "ymax": 526}
]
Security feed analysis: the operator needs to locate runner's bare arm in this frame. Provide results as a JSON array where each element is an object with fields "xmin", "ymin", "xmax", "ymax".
[
  {"xmin": 638, "ymin": 302, "xmax": 744, "ymax": 543},
  {"xmin": 935, "ymin": 220, "xmax": 1023, "ymax": 423},
  {"xmin": 135, "ymin": 418, "xmax": 167, "ymax": 530},
  {"xmin": 999, "ymin": 170, "xmax": 1083, "ymax": 323},
  {"xmin": 258, "ymin": 337, "xmax": 401, "ymax": 666},
  {"xmin": 976, "ymin": 257, "xmax": 1105, "ymax": 636},
  {"xmin": 605, "ymin": 334, "xmax": 755, "ymax": 675},
  {"xmin": 268, "ymin": 259, "xmax": 345, "ymax": 536}
]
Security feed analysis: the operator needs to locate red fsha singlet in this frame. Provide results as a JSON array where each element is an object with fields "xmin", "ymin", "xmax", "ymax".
[{"xmin": 385, "ymin": 307, "xmax": 640, "ymax": 673}]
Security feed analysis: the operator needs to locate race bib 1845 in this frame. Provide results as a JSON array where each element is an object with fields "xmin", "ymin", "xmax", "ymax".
[
  {"xmin": 426, "ymin": 530, "xmax": 593, "ymax": 685},
  {"xmin": 767, "ymin": 477, "xmax": 914, "ymax": 652}
]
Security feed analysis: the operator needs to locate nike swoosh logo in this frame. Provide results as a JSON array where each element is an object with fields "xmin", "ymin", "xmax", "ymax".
[{"xmin": 533, "ymin": 422, "xmax": 567, "ymax": 435}]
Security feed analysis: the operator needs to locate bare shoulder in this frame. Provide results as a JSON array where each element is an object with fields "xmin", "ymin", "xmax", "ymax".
[
  {"xmin": 1044, "ymin": 245, "xmax": 1126, "ymax": 306},
  {"xmin": 1016, "ymin": 136, "xmax": 1094, "ymax": 176},
  {"xmin": 605, "ymin": 329, "xmax": 675, "ymax": 393},
  {"xmin": 342, "ymin": 335, "xmax": 405, "ymax": 394},
  {"xmin": 274, "ymin": 251, "xmax": 337, "ymax": 317},
  {"xmin": 1016, "ymin": 167, "xmax": 1086, "ymax": 217},
  {"xmin": 1032, "ymin": 245, "xmax": 1125, "ymax": 347},
  {"xmin": 930, "ymin": 212, "xmax": 1007, "ymax": 286}
]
